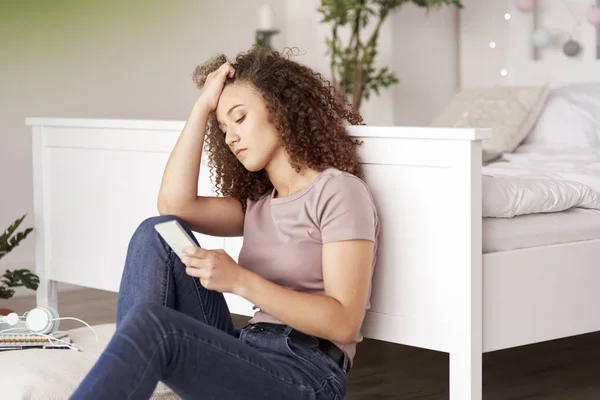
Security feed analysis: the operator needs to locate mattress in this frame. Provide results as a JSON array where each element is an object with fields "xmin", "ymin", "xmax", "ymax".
[{"xmin": 483, "ymin": 208, "xmax": 600, "ymax": 253}]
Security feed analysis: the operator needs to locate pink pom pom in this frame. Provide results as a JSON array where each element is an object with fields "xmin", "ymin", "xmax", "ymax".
[
  {"xmin": 515, "ymin": 0, "xmax": 534, "ymax": 13},
  {"xmin": 587, "ymin": 6, "xmax": 600, "ymax": 27}
]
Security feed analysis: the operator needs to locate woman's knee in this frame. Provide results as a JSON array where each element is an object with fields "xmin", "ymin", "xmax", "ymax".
[
  {"xmin": 129, "ymin": 215, "xmax": 192, "ymax": 249},
  {"xmin": 137, "ymin": 215, "xmax": 187, "ymax": 235},
  {"xmin": 126, "ymin": 301, "xmax": 164, "ymax": 323},
  {"xmin": 118, "ymin": 302, "xmax": 169, "ymax": 339}
]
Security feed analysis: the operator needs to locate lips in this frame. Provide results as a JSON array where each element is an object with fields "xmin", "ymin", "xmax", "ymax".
[{"xmin": 235, "ymin": 148, "xmax": 247, "ymax": 156}]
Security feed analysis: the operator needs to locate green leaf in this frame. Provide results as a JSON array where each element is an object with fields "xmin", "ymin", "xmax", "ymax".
[
  {"xmin": 2, "ymin": 269, "xmax": 39, "ymax": 290},
  {"xmin": 0, "ymin": 215, "xmax": 37, "ymax": 299},
  {"xmin": 411, "ymin": 0, "xmax": 463, "ymax": 10},
  {"xmin": 319, "ymin": 0, "xmax": 462, "ymax": 109},
  {"xmin": 0, "ymin": 286, "xmax": 15, "ymax": 300},
  {"xmin": 0, "ymin": 214, "xmax": 26, "ymax": 247},
  {"xmin": 0, "ymin": 214, "xmax": 34, "ymax": 261}
]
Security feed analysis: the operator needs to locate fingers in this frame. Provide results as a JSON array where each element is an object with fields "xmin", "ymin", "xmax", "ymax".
[
  {"xmin": 184, "ymin": 264, "xmax": 217, "ymax": 292},
  {"xmin": 217, "ymin": 61, "xmax": 235, "ymax": 78},
  {"xmin": 181, "ymin": 254, "xmax": 207, "ymax": 268},
  {"xmin": 180, "ymin": 248, "xmax": 208, "ymax": 273},
  {"xmin": 206, "ymin": 62, "xmax": 235, "ymax": 83},
  {"xmin": 180, "ymin": 248, "xmax": 214, "ymax": 271},
  {"xmin": 180, "ymin": 248, "xmax": 232, "ymax": 292},
  {"xmin": 185, "ymin": 265, "xmax": 207, "ymax": 279},
  {"xmin": 181, "ymin": 256, "xmax": 212, "ymax": 281},
  {"xmin": 182, "ymin": 246, "xmax": 208, "ymax": 258},
  {"xmin": 226, "ymin": 63, "xmax": 235, "ymax": 78}
]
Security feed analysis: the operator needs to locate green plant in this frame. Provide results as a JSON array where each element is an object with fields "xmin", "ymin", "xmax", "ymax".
[
  {"xmin": 0, "ymin": 214, "xmax": 38, "ymax": 300},
  {"xmin": 318, "ymin": 0, "xmax": 463, "ymax": 110}
]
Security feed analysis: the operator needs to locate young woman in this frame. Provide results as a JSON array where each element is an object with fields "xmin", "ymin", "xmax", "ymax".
[{"xmin": 71, "ymin": 47, "xmax": 379, "ymax": 400}]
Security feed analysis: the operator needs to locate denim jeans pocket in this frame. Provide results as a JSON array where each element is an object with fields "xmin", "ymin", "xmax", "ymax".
[
  {"xmin": 284, "ymin": 341, "xmax": 347, "ymax": 399},
  {"xmin": 282, "ymin": 337, "xmax": 325, "ymax": 374},
  {"xmin": 280, "ymin": 336, "xmax": 348, "ymax": 397},
  {"xmin": 328, "ymin": 374, "xmax": 346, "ymax": 400},
  {"xmin": 240, "ymin": 329, "xmax": 345, "ymax": 398}
]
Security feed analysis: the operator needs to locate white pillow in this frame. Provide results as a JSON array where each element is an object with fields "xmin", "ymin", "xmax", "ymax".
[
  {"xmin": 432, "ymin": 85, "xmax": 550, "ymax": 161},
  {"xmin": 525, "ymin": 82, "xmax": 600, "ymax": 148}
]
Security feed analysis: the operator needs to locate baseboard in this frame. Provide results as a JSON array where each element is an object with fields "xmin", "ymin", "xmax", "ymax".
[
  {"xmin": 1, "ymin": 259, "xmax": 82, "ymax": 298},
  {"xmin": 10, "ymin": 283, "xmax": 82, "ymax": 298}
]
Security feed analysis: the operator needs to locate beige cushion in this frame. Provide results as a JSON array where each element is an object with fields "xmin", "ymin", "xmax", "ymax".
[
  {"xmin": 432, "ymin": 85, "xmax": 550, "ymax": 161},
  {"xmin": 0, "ymin": 323, "xmax": 179, "ymax": 400}
]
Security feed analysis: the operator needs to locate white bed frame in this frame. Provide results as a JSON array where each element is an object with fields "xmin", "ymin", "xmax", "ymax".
[{"xmin": 25, "ymin": 117, "xmax": 600, "ymax": 400}]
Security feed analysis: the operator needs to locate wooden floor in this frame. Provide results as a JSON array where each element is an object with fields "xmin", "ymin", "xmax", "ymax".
[{"xmin": 5, "ymin": 289, "xmax": 600, "ymax": 399}]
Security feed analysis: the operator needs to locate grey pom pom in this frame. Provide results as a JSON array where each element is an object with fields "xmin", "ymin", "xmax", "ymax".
[{"xmin": 563, "ymin": 40, "xmax": 582, "ymax": 57}]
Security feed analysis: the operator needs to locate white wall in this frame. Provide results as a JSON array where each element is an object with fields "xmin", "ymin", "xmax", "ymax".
[
  {"xmin": 1, "ymin": 0, "xmax": 459, "ymax": 293},
  {"xmin": 284, "ymin": 0, "xmax": 460, "ymax": 126},
  {"xmin": 390, "ymin": 3, "xmax": 459, "ymax": 126},
  {"xmin": 284, "ymin": 0, "xmax": 396, "ymax": 125},
  {"xmin": 459, "ymin": 0, "xmax": 600, "ymax": 88},
  {"xmin": 0, "ymin": 0, "xmax": 286, "ymax": 283},
  {"xmin": 459, "ymin": 0, "xmax": 511, "ymax": 89}
]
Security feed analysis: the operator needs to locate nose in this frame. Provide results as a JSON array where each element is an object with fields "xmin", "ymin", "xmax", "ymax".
[{"xmin": 225, "ymin": 130, "xmax": 240, "ymax": 146}]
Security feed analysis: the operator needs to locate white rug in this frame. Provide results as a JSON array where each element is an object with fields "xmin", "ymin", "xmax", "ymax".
[{"xmin": 0, "ymin": 323, "xmax": 178, "ymax": 400}]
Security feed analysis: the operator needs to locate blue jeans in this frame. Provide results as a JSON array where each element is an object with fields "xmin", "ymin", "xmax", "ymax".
[{"xmin": 70, "ymin": 215, "xmax": 348, "ymax": 400}]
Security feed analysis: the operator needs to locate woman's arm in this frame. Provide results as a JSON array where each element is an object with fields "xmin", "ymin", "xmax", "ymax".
[
  {"xmin": 157, "ymin": 100, "xmax": 210, "ymax": 211},
  {"xmin": 157, "ymin": 63, "xmax": 245, "ymax": 237},
  {"xmin": 235, "ymin": 239, "xmax": 375, "ymax": 345}
]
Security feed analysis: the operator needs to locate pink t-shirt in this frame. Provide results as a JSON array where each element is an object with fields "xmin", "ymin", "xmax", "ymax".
[{"xmin": 237, "ymin": 167, "xmax": 379, "ymax": 363}]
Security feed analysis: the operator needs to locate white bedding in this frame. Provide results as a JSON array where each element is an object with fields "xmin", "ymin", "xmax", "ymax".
[{"xmin": 481, "ymin": 145, "xmax": 600, "ymax": 218}]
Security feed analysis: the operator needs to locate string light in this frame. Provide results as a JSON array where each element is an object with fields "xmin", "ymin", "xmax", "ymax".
[
  {"xmin": 492, "ymin": 2, "xmax": 599, "ymax": 77},
  {"xmin": 491, "ymin": 10, "xmax": 513, "ymax": 77}
]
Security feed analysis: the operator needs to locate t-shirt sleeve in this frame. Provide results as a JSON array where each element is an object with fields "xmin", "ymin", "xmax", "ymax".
[{"xmin": 318, "ymin": 174, "xmax": 378, "ymax": 244}]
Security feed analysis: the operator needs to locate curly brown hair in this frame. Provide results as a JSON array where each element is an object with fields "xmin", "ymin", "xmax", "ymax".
[{"xmin": 192, "ymin": 46, "xmax": 365, "ymax": 206}]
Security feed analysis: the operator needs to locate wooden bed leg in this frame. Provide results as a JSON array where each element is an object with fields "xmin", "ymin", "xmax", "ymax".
[{"xmin": 449, "ymin": 347, "xmax": 482, "ymax": 400}]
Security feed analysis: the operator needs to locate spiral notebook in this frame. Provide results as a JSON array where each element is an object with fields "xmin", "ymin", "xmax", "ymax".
[{"xmin": 0, "ymin": 331, "xmax": 72, "ymax": 351}]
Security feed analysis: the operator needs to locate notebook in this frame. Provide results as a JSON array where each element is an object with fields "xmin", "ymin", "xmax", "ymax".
[{"xmin": 0, "ymin": 329, "xmax": 73, "ymax": 351}]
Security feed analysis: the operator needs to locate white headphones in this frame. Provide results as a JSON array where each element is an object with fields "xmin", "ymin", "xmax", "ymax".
[{"xmin": 0, "ymin": 306, "xmax": 60, "ymax": 335}]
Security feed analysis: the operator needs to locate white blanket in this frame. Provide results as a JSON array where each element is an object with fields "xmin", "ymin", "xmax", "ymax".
[{"xmin": 481, "ymin": 145, "xmax": 600, "ymax": 218}]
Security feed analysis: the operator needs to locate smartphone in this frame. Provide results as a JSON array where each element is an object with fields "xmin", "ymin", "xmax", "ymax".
[{"xmin": 154, "ymin": 220, "xmax": 198, "ymax": 259}]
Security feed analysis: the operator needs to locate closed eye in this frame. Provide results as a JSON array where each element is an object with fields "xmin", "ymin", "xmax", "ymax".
[{"xmin": 220, "ymin": 115, "xmax": 245, "ymax": 136}]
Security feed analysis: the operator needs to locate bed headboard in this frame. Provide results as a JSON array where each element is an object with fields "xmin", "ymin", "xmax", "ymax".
[
  {"xmin": 459, "ymin": 0, "xmax": 600, "ymax": 88},
  {"xmin": 25, "ymin": 117, "xmax": 491, "ymax": 355}
]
